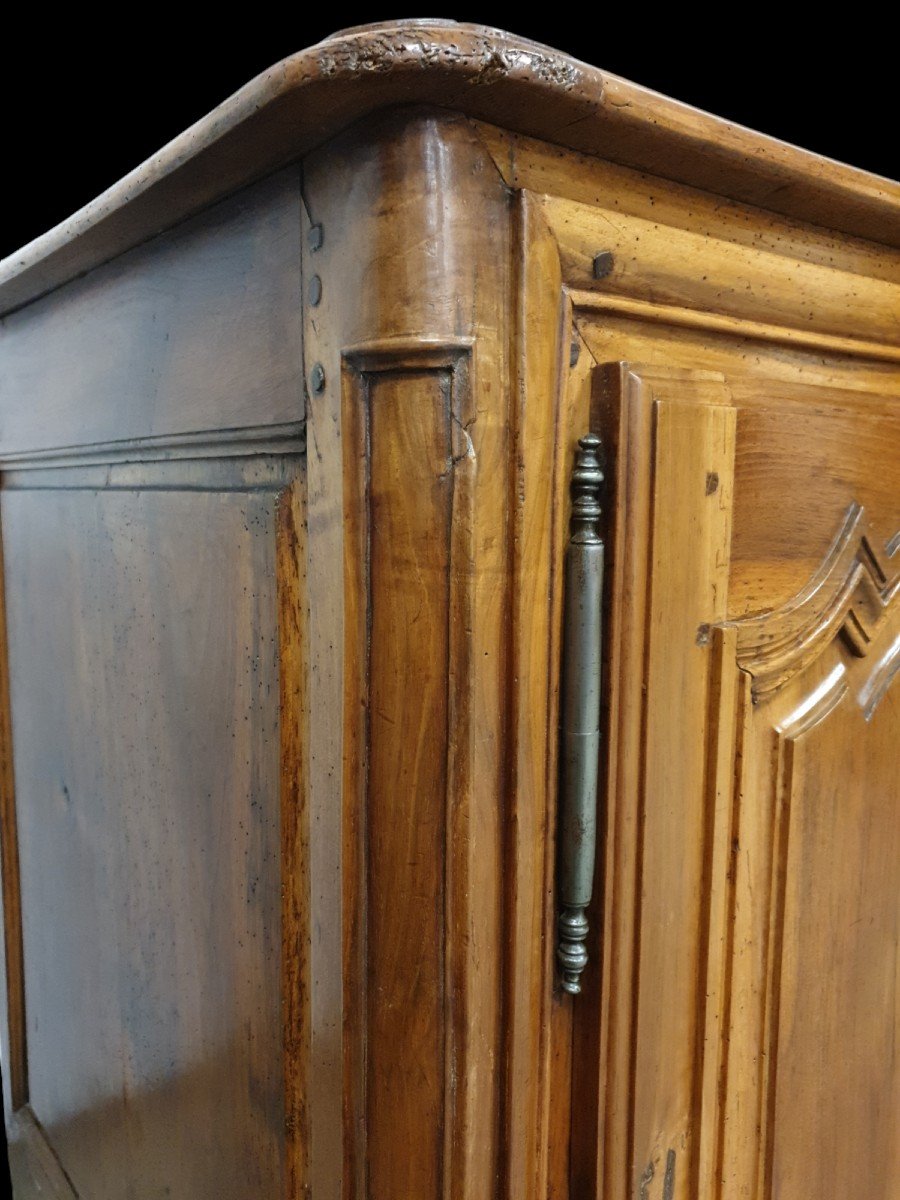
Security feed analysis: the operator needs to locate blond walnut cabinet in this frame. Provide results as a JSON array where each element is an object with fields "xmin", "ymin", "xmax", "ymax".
[{"xmin": 0, "ymin": 21, "xmax": 897, "ymax": 1200}]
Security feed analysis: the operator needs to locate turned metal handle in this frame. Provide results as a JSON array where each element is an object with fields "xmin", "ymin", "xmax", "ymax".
[{"xmin": 556, "ymin": 434, "xmax": 604, "ymax": 995}]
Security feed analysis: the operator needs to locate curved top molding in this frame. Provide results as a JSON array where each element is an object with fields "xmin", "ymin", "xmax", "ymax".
[
  {"xmin": 2, "ymin": 19, "xmax": 899, "ymax": 317},
  {"xmin": 732, "ymin": 503, "xmax": 900, "ymax": 701}
]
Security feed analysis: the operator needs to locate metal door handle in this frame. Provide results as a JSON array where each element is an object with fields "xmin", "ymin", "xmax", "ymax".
[{"xmin": 556, "ymin": 434, "xmax": 604, "ymax": 995}]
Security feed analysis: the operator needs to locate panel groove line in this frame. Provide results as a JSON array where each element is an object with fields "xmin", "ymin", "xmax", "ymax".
[{"xmin": 341, "ymin": 340, "xmax": 478, "ymax": 1200}]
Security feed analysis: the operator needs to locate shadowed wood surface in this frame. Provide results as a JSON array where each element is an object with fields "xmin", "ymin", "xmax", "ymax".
[
  {"xmin": 0, "ymin": 170, "xmax": 303, "ymax": 457},
  {"xmin": 2, "ymin": 477, "xmax": 295, "ymax": 1197}
]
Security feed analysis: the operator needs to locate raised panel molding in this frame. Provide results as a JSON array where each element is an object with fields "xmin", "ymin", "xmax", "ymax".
[
  {"xmin": 578, "ymin": 353, "xmax": 899, "ymax": 1200},
  {"xmin": 587, "ymin": 361, "xmax": 736, "ymax": 1200},
  {"xmin": 708, "ymin": 501, "xmax": 900, "ymax": 1199},
  {"xmin": 731, "ymin": 501, "xmax": 900, "ymax": 702}
]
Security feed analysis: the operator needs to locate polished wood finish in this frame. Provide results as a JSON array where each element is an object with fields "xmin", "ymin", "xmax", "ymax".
[
  {"xmin": 302, "ymin": 110, "xmax": 512, "ymax": 1198},
  {"xmin": 0, "ymin": 21, "xmax": 897, "ymax": 1200},
  {"xmin": 3, "ymin": 20, "xmax": 899, "ymax": 319}
]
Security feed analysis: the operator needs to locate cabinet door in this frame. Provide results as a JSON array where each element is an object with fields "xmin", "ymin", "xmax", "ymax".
[{"xmin": 568, "ymin": 362, "xmax": 899, "ymax": 1200}]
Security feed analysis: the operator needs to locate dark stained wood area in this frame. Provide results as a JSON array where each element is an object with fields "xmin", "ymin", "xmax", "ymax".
[{"xmin": 2, "ymin": 466, "xmax": 300, "ymax": 1197}]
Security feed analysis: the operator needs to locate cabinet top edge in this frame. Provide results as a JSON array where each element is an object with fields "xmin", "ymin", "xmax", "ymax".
[{"xmin": 2, "ymin": 19, "xmax": 899, "ymax": 316}]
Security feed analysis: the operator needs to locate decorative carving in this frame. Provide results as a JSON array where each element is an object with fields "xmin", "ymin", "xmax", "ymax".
[
  {"xmin": 859, "ymin": 633, "xmax": 900, "ymax": 721},
  {"xmin": 317, "ymin": 28, "xmax": 582, "ymax": 91},
  {"xmin": 730, "ymin": 503, "xmax": 900, "ymax": 701}
]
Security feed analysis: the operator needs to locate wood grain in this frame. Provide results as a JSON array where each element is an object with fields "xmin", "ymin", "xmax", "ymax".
[
  {"xmin": 771, "ymin": 685, "xmax": 898, "ymax": 1199},
  {"xmin": 277, "ymin": 480, "xmax": 311, "ymax": 1199},
  {"xmin": 1, "ymin": 467, "xmax": 296, "ymax": 1197},
  {"xmin": 716, "ymin": 624, "xmax": 900, "ymax": 1199},
  {"xmin": 502, "ymin": 190, "xmax": 565, "ymax": 1200},
  {"xmin": 367, "ymin": 367, "xmax": 451, "ymax": 1198},
  {"xmin": 0, "ymin": 522, "xmax": 26, "ymax": 1115},
  {"xmin": 0, "ymin": 169, "xmax": 303, "ymax": 456},
  {"xmin": 730, "ymin": 404, "xmax": 900, "ymax": 615},
  {"xmin": 577, "ymin": 309, "xmax": 900, "ymax": 408},
  {"xmin": 589, "ymin": 364, "xmax": 735, "ymax": 1200},
  {"xmin": 569, "ymin": 292, "xmax": 900, "ymax": 365},
  {"xmin": 712, "ymin": 400, "xmax": 899, "ymax": 1200},
  {"xmin": 474, "ymin": 122, "xmax": 900, "ymax": 286},
  {"xmin": 540, "ymin": 193, "xmax": 900, "ymax": 351},
  {"xmin": 1, "ymin": 22, "xmax": 899, "ymax": 1200},
  {"xmin": 3, "ymin": 21, "xmax": 899, "ymax": 318},
  {"xmin": 303, "ymin": 108, "xmax": 511, "ymax": 1199}
]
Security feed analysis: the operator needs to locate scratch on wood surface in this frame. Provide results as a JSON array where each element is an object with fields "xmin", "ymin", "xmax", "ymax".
[
  {"xmin": 639, "ymin": 1160, "xmax": 654, "ymax": 1200},
  {"xmin": 663, "ymin": 1149, "xmax": 676, "ymax": 1200}
]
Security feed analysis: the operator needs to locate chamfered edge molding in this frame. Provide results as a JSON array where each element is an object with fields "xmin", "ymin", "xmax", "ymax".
[{"xmin": 2, "ymin": 19, "xmax": 900, "ymax": 317}]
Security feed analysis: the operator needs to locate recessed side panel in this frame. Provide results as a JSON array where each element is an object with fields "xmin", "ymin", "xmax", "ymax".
[{"xmin": 1, "ymin": 466, "xmax": 299, "ymax": 1198}]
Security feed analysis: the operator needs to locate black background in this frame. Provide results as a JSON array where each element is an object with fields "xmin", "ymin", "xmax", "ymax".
[
  {"xmin": 0, "ymin": 9, "xmax": 895, "ymax": 1195},
  {"xmin": 1, "ymin": 12, "xmax": 897, "ymax": 261}
]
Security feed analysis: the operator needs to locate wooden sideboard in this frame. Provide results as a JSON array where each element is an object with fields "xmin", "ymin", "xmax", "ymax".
[{"xmin": 0, "ymin": 21, "xmax": 897, "ymax": 1200}]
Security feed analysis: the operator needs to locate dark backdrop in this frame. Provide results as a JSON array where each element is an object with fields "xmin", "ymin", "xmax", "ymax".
[{"xmin": 1, "ymin": 13, "xmax": 896, "ymax": 261}]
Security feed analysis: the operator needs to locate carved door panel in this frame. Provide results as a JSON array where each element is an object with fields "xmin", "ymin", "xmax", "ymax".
[
  {"xmin": 720, "ymin": 505, "xmax": 899, "ymax": 1200},
  {"xmin": 568, "ymin": 362, "xmax": 899, "ymax": 1200}
]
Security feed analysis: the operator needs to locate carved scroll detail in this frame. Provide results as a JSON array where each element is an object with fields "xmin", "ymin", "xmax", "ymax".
[{"xmin": 730, "ymin": 503, "xmax": 900, "ymax": 701}]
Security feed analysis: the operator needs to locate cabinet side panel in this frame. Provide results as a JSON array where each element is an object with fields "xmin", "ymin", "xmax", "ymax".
[
  {"xmin": 1, "ymin": 478, "xmax": 291, "ymax": 1198},
  {"xmin": 0, "ymin": 169, "xmax": 302, "ymax": 457}
]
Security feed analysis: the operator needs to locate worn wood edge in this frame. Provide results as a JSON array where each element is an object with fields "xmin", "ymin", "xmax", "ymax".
[
  {"xmin": 0, "ymin": 422, "xmax": 305, "ymax": 472},
  {"xmin": 567, "ymin": 291, "xmax": 900, "ymax": 364},
  {"xmin": 0, "ymin": 521, "xmax": 26, "ymax": 1115},
  {"xmin": 277, "ymin": 478, "xmax": 311, "ymax": 1198},
  {"xmin": 694, "ymin": 627, "xmax": 741, "ymax": 1199},
  {"xmin": 501, "ymin": 194, "xmax": 568, "ymax": 1200},
  {"xmin": 298, "ymin": 188, "xmax": 344, "ymax": 1200},
  {"xmin": 472, "ymin": 121, "xmax": 900, "ymax": 285},
  {"xmin": 2, "ymin": 20, "xmax": 899, "ymax": 316},
  {"xmin": 7, "ymin": 1107, "xmax": 78, "ymax": 1199},
  {"xmin": 592, "ymin": 360, "xmax": 657, "ymax": 1200}
]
